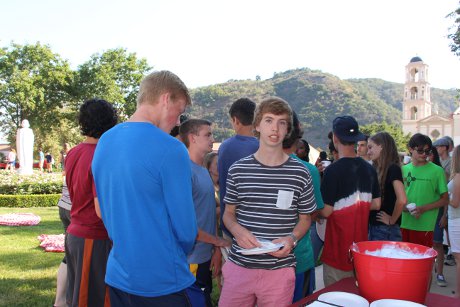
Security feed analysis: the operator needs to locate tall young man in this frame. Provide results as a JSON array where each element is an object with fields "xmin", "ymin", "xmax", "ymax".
[
  {"xmin": 179, "ymin": 119, "xmax": 230, "ymax": 306},
  {"xmin": 65, "ymin": 99, "xmax": 118, "ymax": 307},
  {"xmin": 402, "ymin": 133, "xmax": 448, "ymax": 286},
  {"xmin": 218, "ymin": 98, "xmax": 259, "ymax": 238},
  {"xmin": 320, "ymin": 116, "xmax": 381, "ymax": 287},
  {"xmin": 219, "ymin": 97, "xmax": 316, "ymax": 306},
  {"xmin": 92, "ymin": 71, "xmax": 200, "ymax": 306}
]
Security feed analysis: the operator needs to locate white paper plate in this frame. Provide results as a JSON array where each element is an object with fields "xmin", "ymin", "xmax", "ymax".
[
  {"xmin": 370, "ymin": 299, "xmax": 426, "ymax": 307},
  {"xmin": 318, "ymin": 291, "xmax": 369, "ymax": 307},
  {"xmin": 316, "ymin": 219, "xmax": 327, "ymax": 241},
  {"xmin": 237, "ymin": 241, "xmax": 283, "ymax": 255},
  {"xmin": 307, "ymin": 301, "xmax": 336, "ymax": 306}
]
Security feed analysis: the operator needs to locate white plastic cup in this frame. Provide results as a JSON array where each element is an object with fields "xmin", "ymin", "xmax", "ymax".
[
  {"xmin": 403, "ymin": 155, "xmax": 411, "ymax": 164},
  {"xmin": 406, "ymin": 203, "xmax": 416, "ymax": 215},
  {"xmin": 321, "ymin": 160, "xmax": 331, "ymax": 168}
]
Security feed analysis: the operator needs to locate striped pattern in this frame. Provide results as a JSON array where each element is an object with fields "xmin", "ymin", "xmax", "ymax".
[
  {"xmin": 57, "ymin": 181, "xmax": 72, "ymax": 211},
  {"xmin": 224, "ymin": 155, "xmax": 316, "ymax": 269}
]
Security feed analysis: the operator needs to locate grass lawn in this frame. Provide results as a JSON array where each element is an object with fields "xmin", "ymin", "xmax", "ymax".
[
  {"xmin": 0, "ymin": 206, "xmax": 222, "ymax": 306},
  {"xmin": 0, "ymin": 207, "xmax": 63, "ymax": 307}
]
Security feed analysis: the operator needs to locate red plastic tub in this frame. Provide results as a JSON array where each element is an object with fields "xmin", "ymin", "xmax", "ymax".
[{"xmin": 350, "ymin": 241, "xmax": 437, "ymax": 304}]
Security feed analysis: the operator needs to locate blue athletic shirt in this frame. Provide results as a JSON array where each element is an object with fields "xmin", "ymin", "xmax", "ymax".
[
  {"xmin": 187, "ymin": 161, "xmax": 216, "ymax": 264},
  {"xmin": 92, "ymin": 122, "xmax": 198, "ymax": 297}
]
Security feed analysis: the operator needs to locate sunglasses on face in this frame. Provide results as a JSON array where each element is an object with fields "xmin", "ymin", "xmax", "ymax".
[{"xmin": 414, "ymin": 148, "xmax": 432, "ymax": 155}]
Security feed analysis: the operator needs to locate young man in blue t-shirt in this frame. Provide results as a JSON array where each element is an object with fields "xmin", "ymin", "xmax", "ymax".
[
  {"xmin": 92, "ymin": 71, "xmax": 200, "ymax": 306},
  {"xmin": 218, "ymin": 98, "xmax": 259, "ymax": 238},
  {"xmin": 179, "ymin": 119, "xmax": 230, "ymax": 306}
]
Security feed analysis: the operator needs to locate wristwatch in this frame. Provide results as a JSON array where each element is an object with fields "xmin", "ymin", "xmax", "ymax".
[{"xmin": 288, "ymin": 232, "xmax": 298, "ymax": 247}]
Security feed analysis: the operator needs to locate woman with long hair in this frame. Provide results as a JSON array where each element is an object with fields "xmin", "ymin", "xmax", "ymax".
[
  {"xmin": 367, "ymin": 132, "xmax": 407, "ymax": 241},
  {"xmin": 448, "ymin": 145, "xmax": 460, "ymax": 298}
]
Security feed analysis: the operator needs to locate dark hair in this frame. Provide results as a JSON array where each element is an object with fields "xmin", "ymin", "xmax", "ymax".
[
  {"xmin": 78, "ymin": 99, "xmax": 118, "ymax": 138},
  {"xmin": 429, "ymin": 145, "xmax": 442, "ymax": 167},
  {"xmin": 408, "ymin": 133, "xmax": 432, "ymax": 150},
  {"xmin": 319, "ymin": 151, "xmax": 328, "ymax": 160},
  {"xmin": 282, "ymin": 111, "xmax": 301, "ymax": 149},
  {"xmin": 335, "ymin": 136, "xmax": 356, "ymax": 146},
  {"xmin": 328, "ymin": 127, "xmax": 354, "ymax": 146},
  {"xmin": 328, "ymin": 141, "xmax": 337, "ymax": 155},
  {"xmin": 170, "ymin": 114, "xmax": 188, "ymax": 137},
  {"xmin": 179, "ymin": 119, "xmax": 212, "ymax": 148},
  {"xmin": 299, "ymin": 139, "xmax": 310, "ymax": 162},
  {"xmin": 229, "ymin": 98, "xmax": 256, "ymax": 126}
]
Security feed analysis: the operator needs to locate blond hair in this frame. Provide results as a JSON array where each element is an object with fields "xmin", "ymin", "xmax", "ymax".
[
  {"xmin": 450, "ymin": 145, "xmax": 460, "ymax": 180},
  {"xmin": 252, "ymin": 97, "xmax": 293, "ymax": 139},
  {"xmin": 137, "ymin": 71, "xmax": 191, "ymax": 107}
]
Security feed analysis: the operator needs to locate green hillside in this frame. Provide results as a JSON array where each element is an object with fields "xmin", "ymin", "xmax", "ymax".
[{"xmin": 189, "ymin": 68, "xmax": 458, "ymax": 148}]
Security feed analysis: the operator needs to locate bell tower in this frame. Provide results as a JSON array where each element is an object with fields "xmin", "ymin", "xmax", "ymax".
[{"xmin": 402, "ymin": 56, "xmax": 431, "ymax": 135}]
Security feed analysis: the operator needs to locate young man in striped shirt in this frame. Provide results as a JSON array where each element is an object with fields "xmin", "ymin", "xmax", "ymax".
[{"xmin": 220, "ymin": 97, "xmax": 316, "ymax": 306}]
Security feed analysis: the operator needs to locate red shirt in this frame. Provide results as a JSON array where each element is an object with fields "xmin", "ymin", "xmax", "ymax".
[{"xmin": 66, "ymin": 143, "xmax": 108, "ymax": 239}]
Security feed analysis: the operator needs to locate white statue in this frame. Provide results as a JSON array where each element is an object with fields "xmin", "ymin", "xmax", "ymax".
[{"xmin": 16, "ymin": 119, "xmax": 35, "ymax": 175}]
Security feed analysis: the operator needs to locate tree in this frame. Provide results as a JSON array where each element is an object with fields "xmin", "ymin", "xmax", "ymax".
[
  {"xmin": 74, "ymin": 48, "xmax": 151, "ymax": 120},
  {"xmin": 360, "ymin": 122, "xmax": 411, "ymax": 152},
  {"xmin": 448, "ymin": 4, "xmax": 460, "ymax": 57},
  {"xmin": 0, "ymin": 42, "xmax": 74, "ymax": 147}
]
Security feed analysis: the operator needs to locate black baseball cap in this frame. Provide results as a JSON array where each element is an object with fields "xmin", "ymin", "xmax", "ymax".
[{"xmin": 332, "ymin": 116, "xmax": 365, "ymax": 143}]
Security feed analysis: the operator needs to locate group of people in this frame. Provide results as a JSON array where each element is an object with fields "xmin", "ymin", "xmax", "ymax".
[
  {"xmin": 54, "ymin": 70, "xmax": 460, "ymax": 307},
  {"xmin": 3, "ymin": 147, "xmax": 56, "ymax": 173},
  {"xmin": 348, "ymin": 132, "xmax": 460, "ymax": 298}
]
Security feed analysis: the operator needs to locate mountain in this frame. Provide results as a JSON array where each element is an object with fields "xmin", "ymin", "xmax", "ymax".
[{"xmin": 189, "ymin": 68, "xmax": 458, "ymax": 148}]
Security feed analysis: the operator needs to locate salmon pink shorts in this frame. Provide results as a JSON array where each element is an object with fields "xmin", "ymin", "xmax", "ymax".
[{"xmin": 219, "ymin": 261, "xmax": 295, "ymax": 307}]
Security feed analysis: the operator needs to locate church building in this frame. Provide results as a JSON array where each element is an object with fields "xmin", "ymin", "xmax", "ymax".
[{"xmin": 401, "ymin": 56, "xmax": 460, "ymax": 145}]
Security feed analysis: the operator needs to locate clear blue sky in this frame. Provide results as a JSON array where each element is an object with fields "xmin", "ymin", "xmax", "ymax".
[{"xmin": 1, "ymin": 0, "xmax": 459, "ymax": 91}]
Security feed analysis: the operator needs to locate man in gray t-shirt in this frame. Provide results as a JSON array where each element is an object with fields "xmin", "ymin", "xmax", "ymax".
[{"xmin": 434, "ymin": 137, "xmax": 452, "ymax": 179}]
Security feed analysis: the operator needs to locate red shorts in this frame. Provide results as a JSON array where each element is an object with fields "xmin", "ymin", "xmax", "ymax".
[{"xmin": 401, "ymin": 228, "xmax": 434, "ymax": 247}]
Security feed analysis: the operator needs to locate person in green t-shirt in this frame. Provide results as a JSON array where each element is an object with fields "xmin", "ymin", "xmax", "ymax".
[{"xmin": 401, "ymin": 133, "xmax": 448, "ymax": 248}]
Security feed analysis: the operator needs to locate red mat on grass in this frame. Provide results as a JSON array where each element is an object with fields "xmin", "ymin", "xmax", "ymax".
[
  {"xmin": 37, "ymin": 234, "xmax": 65, "ymax": 252},
  {"xmin": 0, "ymin": 213, "xmax": 41, "ymax": 226}
]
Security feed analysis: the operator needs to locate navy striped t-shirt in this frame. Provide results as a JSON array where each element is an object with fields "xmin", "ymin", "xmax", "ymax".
[{"xmin": 224, "ymin": 155, "xmax": 316, "ymax": 269}]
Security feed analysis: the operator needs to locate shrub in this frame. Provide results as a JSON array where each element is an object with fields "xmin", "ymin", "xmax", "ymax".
[
  {"xmin": 0, "ymin": 171, "xmax": 62, "ymax": 195},
  {"xmin": 0, "ymin": 182, "xmax": 62, "ymax": 195},
  {"xmin": 0, "ymin": 194, "xmax": 61, "ymax": 207}
]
